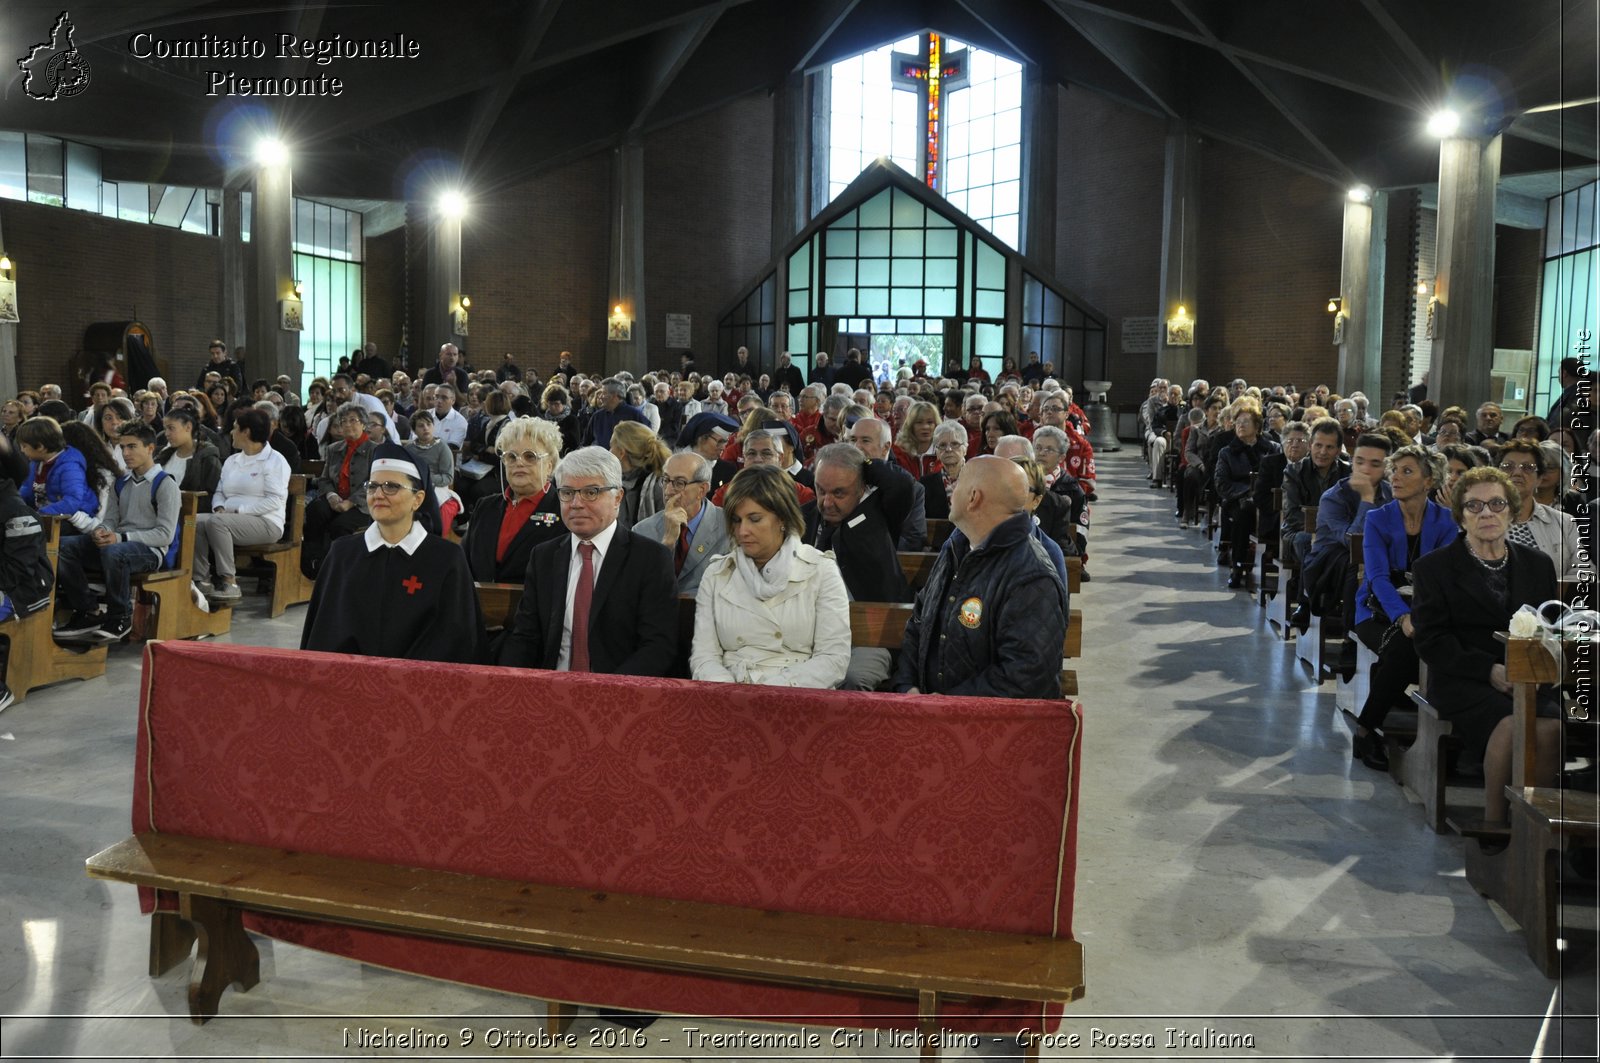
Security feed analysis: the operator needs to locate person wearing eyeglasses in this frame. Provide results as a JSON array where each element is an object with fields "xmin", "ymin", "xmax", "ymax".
[
  {"xmin": 922, "ymin": 419, "xmax": 970, "ymax": 521},
  {"xmin": 633, "ymin": 451, "xmax": 728, "ymax": 596},
  {"xmin": 1412, "ymin": 467, "xmax": 1561, "ymax": 826},
  {"xmin": 498, "ymin": 446, "xmax": 677, "ymax": 675},
  {"xmin": 302, "ymin": 443, "xmax": 486, "ymax": 663},
  {"xmin": 302, "ymin": 402, "xmax": 376, "ymax": 579},
  {"xmin": 461, "ymin": 417, "xmax": 565, "ymax": 584},
  {"xmin": 1494, "ymin": 439, "xmax": 1582, "ymax": 579}
]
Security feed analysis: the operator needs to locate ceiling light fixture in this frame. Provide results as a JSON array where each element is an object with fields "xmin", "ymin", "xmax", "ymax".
[{"xmin": 1426, "ymin": 109, "xmax": 1461, "ymax": 138}]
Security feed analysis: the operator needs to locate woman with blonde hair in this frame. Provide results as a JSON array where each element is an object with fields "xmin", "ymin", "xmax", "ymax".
[
  {"xmin": 462, "ymin": 415, "xmax": 565, "ymax": 584},
  {"xmin": 609, "ymin": 420, "xmax": 670, "ymax": 528},
  {"xmin": 690, "ymin": 464, "xmax": 850, "ymax": 688},
  {"xmin": 892, "ymin": 400, "xmax": 942, "ymax": 479}
]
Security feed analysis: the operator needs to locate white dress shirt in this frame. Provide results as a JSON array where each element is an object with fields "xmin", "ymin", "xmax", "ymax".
[{"xmin": 557, "ymin": 518, "xmax": 620, "ymax": 670}]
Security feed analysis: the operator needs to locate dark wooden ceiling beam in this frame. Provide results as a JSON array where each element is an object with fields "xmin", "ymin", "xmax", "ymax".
[
  {"xmin": 460, "ymin": 0, "xmax": 567, "ymax": 168},
  {"xmin": 1041, "ymin": 0, "xmax": 1183, "ymax": 118},
  {"xmin": 628, "ymin": 2, "xmax": 732, "ymax": 132}
]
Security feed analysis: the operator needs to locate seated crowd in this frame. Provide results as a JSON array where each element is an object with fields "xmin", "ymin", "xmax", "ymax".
[
  {"xmin": 0, "ymin": 341, "xmax": 1090, "ymax": 711},
  {"xmin": 1141, "ymin": 358, "xmax": 1595, "ymax": 827}
]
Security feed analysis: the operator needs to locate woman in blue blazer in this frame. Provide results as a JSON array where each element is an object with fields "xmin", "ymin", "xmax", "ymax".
[{"xmin": 1349, "ymin": 445, "xmax": 1458, "ymax": 768}]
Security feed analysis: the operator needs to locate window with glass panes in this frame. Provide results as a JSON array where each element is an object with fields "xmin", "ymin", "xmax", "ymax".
[
  {"xmin": 293, "ymin": 199, "xmax": 364, "ymax": 398},
  {"xmin": 1534, "ymin": 181, "xmax": 1598, "ymax": 419},
  {"xmin": 825, "ymin": 35, "xmax": 1024, "ymax": 249}
]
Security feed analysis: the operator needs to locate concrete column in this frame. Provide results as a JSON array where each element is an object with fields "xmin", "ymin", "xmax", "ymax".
[
  {"xmin": 606, "ymin": 135, "xmax": 647, "ymax": 376},
  {"xmin": 219, "ymin": 188, "xmax": 247, "ymax": 353},
  {"xmin": 1431, "ymin": 135, "xmax": 1500, "ymax": 411},
  {"xmin": 1336, "ymin": 191, "xmax": 1388, "ymax": 397},
  {"xmin": 247, "ymin": 159, "xmax": 302, "ymax": 390},
  {"xmin": 1021, "ymin": 69, "xmax": 1058, "ymax": 267},
  {"xmin": 423, "ymin": 212, "xmax": 464, "ymax": 360},
  {"xmin": 1156, "ymin": 125, "xmax": 1201, "ymax": 384},
  {"xmin": 0, "ymin": 211, "xmax": 17, "ymax": 400},
  {"xmin": 809, "ymin": 74, "xmax": 832, "ymax": 220}
]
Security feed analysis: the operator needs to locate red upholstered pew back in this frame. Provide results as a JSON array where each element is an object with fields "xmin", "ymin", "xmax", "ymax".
[{"xmin": 131, "ymin": 641, "xmax": 1083, "ymax": 1032}]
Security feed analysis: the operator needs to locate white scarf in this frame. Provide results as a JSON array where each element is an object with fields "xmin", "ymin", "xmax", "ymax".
[{"xmin": 733, "ymin": 534, "xmax": 800, "ymax": 600}]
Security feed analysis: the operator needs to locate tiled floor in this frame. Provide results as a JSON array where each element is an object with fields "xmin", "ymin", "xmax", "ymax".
[{"xmin": 0, "ymin": 450, "xmax": 1594, "ymax": 1061}]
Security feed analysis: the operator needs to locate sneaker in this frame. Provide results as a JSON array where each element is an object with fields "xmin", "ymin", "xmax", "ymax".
[
  {"xmin": 92, "ymin": 615, "xmax": 133, "ymax": 643},
  {"xmin": 208, "ymin": 582, "xmax": 243, "ymax": 602},
  {"xmin": 0, "ymin": 683, "xmax": 13, "ymax": 714},
  {"xmin": 54, "ymin": 610, "xmax": 103, "ymax": 638}
]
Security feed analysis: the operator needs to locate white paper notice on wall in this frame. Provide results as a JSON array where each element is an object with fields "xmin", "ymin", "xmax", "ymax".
[
  {"xmin": 665, "ymin": 313, "xmax": 692, "ymax": 349},
  {"xmin": 1122, "ymin": 316, "xmax": 1158, "ymax": 353}
]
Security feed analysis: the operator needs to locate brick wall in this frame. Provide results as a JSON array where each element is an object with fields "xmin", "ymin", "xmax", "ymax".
[
  {"xmin": 363, "ymin": 226, "xmax": 405, "ymax": 369},
  {"xmin": 644, "ymin": 92, "xmax": 774, "ymax": 377},
  {"xmin": 1, "ymin": 198, "xmax": 223, "ymax": 401},
  {"xmin": 454, "ymin": 153, "xmax": 613, "ymax": 381},
  {"xmin": 1195, "ymin": 142, "xmax": 1343, "ymax": 390},
  {"xmin": 1054, "ymin": 88, "xmax": 1166, "ymax": 403}
]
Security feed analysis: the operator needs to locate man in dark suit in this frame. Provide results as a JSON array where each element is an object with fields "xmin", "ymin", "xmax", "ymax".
[{"xmin": 498, "ymin": 446, "xmax": 678, "ymax": 675}]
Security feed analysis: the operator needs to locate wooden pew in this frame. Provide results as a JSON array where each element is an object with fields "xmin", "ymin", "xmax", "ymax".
[
  {"xmin": 88, "ymin": 642, "xmax": 1087, "ymax": 1053},
  {"xmin": 130, "ymin": 493, "xmax": 231, "ymax": 642},
  {"xmin": 2, "ymin": 516, "xmax": 108, "ymax": 702},
  {"xmin": 1461, "ymin": 634, "xmax": 1599, "ymax": 976},
  {"xmin": 898, "ymin": 550, "xmax": 1081, "ymax": 595},
  {"xmin": 481, "ymin": 585, "xmax": 1083, "ymax": 697},
  {"xmin": 299, "ymin": 459, "xmax": 324, "ymax": 479},
  {"xmin": 1252, "ymin": 487, "xmax": 1281, "ymax": 607},
  {"xmin": 234, "ymin": 475, "xmax": 313, "ymax": 617},
  {"xmin": 926, "ymin": 518, "xmax": 953, "ymax": 550}
]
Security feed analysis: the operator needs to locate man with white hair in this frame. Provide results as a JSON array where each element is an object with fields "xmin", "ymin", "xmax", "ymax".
[
  {"xmin": 844, "ymin": 417, "xmax": 926, "ymax": 550},
  {"xmin": 1142, "ymin": 378, "xmax": 1172, "ymax": 487},
  {"xmin": 805, "ymin": 443, "xmax": 913, "ymax": 690},
  {"xmin": 581, "ymin": 377, "xmax": 649, "ymax": 449},
  {"xmin": 498, "ymin": 446, "xmax": 678, "ymax": 675},
  {"xmin": 632, "ymin": 450, "xmax": 728, "ymax": 596}
]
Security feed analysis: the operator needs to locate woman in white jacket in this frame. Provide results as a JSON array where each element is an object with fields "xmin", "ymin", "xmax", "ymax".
[
  {"xmin": 192, "ymin": 407, "xmax": 291, "ymax": 600},
  {"xmin": 690, "ymin": 464, "xmax": 851, "ymax": 688}
]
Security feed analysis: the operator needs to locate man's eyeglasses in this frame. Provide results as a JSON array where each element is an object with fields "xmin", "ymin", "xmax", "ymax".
[
  {"xmin": 1462, "ymin": 497, "xmax": 1511, "ymax": 514},
  {"xmin": 363, "ymin": 480, "xmax": 416, "ymax": 496},
  {"xmin": 662, "ymin": 477, "xmax": 707, "ymax": 491},
  {"xmin": 1041, "ymin": 404, "xmax": 1065, "ymax": 413},
  {"xmin": 556, "ymin": 485, "xmax": 619, "ymax": 502},
  {"xmin": 1498, "ymin": 462, "xmax": 1538, "ymax": 475},
  {"xmin": 500, "ymin": 450, "xmax": 551, "ymax": 465}
]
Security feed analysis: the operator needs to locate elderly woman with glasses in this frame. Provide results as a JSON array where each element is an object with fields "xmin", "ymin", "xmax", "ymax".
[
  {"xmin": 1412, "ymin": 467, "xmax": 1562, "ymax": 826},
  {"xmin": 923, "ymin": 419, "xmax": 970, "ymax": 520},
  {"xmin": 1495, "ymin": 438, "xmax": 1583, "ymax": 578},
  {"xmin": 303, "ymin": 443, "xmax": 486, "ymax": 663},
  {"xmin": 462, "ymin": 416, "xmax": 565, "ymax": 584}
]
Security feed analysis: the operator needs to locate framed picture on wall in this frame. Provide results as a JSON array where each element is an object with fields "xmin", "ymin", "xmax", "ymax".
[
  {"xmin": 279, "ymin": 298, "xmax": 303, "ymax": 331},
  {"xmin": 1165, "ymin": 315, "xmax": 1194, "ymax": 346},
  {"xmin": 0, "ymin": 279, "xmax": 18, "ymax": 323}
]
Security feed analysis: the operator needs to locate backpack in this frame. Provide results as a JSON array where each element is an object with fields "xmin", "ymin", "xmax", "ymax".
[{"xmin": 113, "ymin": 469, "xmax": 181, "ymax": 570}]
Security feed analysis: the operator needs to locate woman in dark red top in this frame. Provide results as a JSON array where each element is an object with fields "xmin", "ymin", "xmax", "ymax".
[{"xmin": 462, "ymin": 416, "xmax": 565, "ymax": 584}]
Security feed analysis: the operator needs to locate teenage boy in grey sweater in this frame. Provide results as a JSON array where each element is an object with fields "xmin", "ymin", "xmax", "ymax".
[{"xmin": 54, "ymin": 421, "xmax": 179, "ymax": 644}]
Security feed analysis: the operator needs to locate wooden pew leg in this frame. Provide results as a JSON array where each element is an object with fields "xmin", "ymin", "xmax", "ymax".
[
  {"xmin": 918, "ymin": 988, "xmax": 940, "ymax": 1061},
  {"xmin": 545, "ymin": 999, "xmax": 577, "ymax": 1037},
  {"xmin": 265, "ymin": 552, "xmax": 312, "ymax": 617},
  {"xmin": 180, "ymin": 894, "xmax": 259, "ymax": 1024},
  {"xmin": 149, "ymin": 910, "xmax": 198, "ymax": 976}
]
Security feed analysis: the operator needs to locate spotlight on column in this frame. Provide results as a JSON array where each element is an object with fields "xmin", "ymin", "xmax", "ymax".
[
  {"xmin": 1347, "ymin": 184, "xmax": 1372, "ymax": 203},
  {"xmin": 438, "ymin": 190, "xmax": 467, "ymax": 219},
  {"xmin": 254, "ymin": 137, "xmax": 289, "ymax": 167},
  {"xmin": 1426, "ymin": 109, "xmax": 1460, "ymax": 138}
]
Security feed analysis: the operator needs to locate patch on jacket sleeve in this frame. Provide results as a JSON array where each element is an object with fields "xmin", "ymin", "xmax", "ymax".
[{"xmin": 958, "ymin": 596, "xmax": 983, "ymax": 629}]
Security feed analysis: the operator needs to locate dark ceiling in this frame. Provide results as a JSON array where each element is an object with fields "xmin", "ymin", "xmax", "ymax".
[{"xmin": 1, "ymin": 0, "xmax": 1594, "ymax": 200}]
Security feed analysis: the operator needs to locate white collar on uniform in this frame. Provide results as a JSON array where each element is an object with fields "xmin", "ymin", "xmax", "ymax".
[{"xmin": 363, "ymin": 520, "xmax": 428, "ymax": 555}]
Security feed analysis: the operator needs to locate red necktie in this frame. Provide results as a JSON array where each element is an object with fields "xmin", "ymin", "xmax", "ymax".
[
  {"xmin": 674, "ymin": 527, "xmax": 689, "ymax": 575},
  {"xmin": 570, "ymin": 541, "xmax": 595, "ymax": 672}
]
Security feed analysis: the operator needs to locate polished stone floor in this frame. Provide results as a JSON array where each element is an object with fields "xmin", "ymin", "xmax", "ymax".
[{"xmin": 1, "ymin": 450, "xmax": 1595, "ymax": 1061}]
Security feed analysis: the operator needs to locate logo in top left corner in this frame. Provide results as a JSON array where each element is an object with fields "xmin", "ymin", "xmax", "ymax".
[{"xmin": 18, "ymin": 11, "xmax": 92, "ymax": 101}]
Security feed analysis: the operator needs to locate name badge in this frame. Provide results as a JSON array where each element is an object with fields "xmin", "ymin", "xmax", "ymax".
[{"xmin": 847, "ymin": 514, "xmax": 866, "ymax": 528}]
